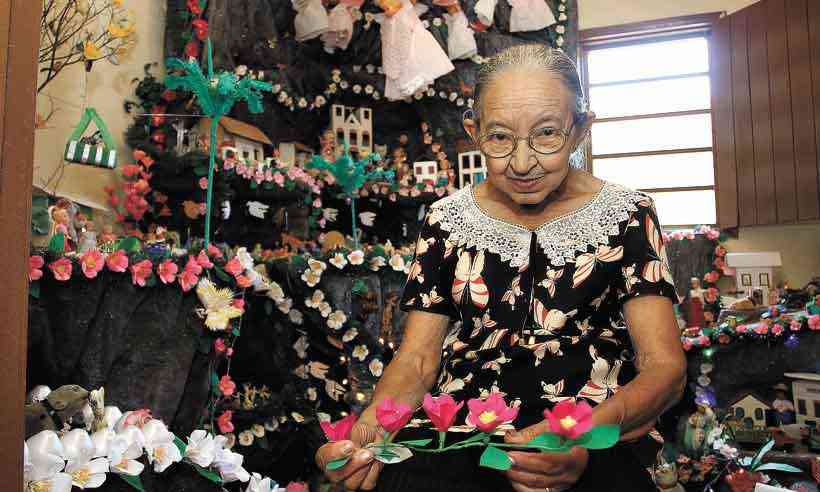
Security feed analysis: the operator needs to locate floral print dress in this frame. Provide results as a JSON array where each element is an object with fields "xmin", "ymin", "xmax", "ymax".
[{"xmin": 389, "ymin": 181, "xmax": 678, "ymax": 490}]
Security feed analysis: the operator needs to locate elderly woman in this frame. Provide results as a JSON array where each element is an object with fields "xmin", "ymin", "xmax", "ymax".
[{"xmin": 317, "ymin": 44, "xmax": 686, "ymax": 492}]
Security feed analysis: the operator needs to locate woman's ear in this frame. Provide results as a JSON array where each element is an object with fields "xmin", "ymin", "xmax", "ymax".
[
  {"xmin": 571, "ymin": 111, "xmax": 595, "ymax": 150},
  {"xmin": 463, "ymin": 110, "xmax": 479, "ymax": 144}
]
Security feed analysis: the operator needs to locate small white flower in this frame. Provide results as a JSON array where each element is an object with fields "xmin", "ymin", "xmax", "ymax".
[
  {"xmin": 301, "ymin": 269, "xmax": 321, "ymax": 287},
  {"xmin": 246, "ymin": 472, "xmax": 279, "ymax": 492},
  {"xmin": 107, "ymin": 429, "xmax": 145, "ymax": 476},
  {"xmin": 433, "ymin": 17, "xmax": 442, "ymax": 26},
  {"xmin": 185, "ymin": 430, "xmax": 217, "ymax": 468},
  {"xmin": 263, "ymin": 418, "xmax": 279, "ymax": 432},
  {"xmin": 389, "ymin": 254, "xmax": 406, "ymax": 272},
  {"xmin": 558, "ymin": 3, "xmax": 566, "ymax": 11},
  {"xmin": 266, "ymin": 281, "xmax": 285, "ymax": 302},
  {"xmin": 142, "ymin": 419, "xmax": 183, "ymax": 473},
  {"xmin": 213, "ymin": 440, "xmax": 250, "ymax": 483},
  {"xmin": 235, "ymin": 247, "xmax": 255, "ymax": 271},
  {"xmin": 353, "ymin": 84, "xmax": 362, "ymax": 94},
  {"xmin": 298, "ymin": 98, "xmax": 307, "ymax": 108},
  {"xmin": 307, "ymin": 387, "xmax": 318, "ymax": 401},
  {"xmin": 327, "ymin": 310, "xmax": 347, "ymax": 330},
  {"xmin": 373, "ymin": 91, "xmax": 380, "ymax": 100},
  {"xmin": 323, "ymin": 208, "xmax": 339, "ymax": 222},
  {"xmin": 353, "ymin": 65, "xmax": 362, "ymax": 72},
  {"xmin": 352, "ymin": 344, "xmax": 369, "ymax": 361},
  {"xmin": 308, "ymin": 258, "xmax": 327, "ymax": 273},
  {"xmin": 422, "ymin": 19, "xmax": 430, "ymax": 28},
  {"xmin": 426, "ymin": 87, "xmax": 436, "ymax": 97},
  {"xmin": 60, "ymin": 429, "xmax": 109, "ymax": 488},
  {"xmin": 347, "ymin": 250, "xmax": 365, "ymax": 265},
  {"xmin": 293, "ymin": 336, "xmax": 309, "ymax": 359},
  {"xmin": 369, "ymin": 358, "xmax": 384, "ymax": 377},
  {"xmin": 238, "ymin": 431, "xmax": 254, "ymax": 447},
  {"xmin": 369, "ymin": 256, "xmax": 386, "ymax": 271},
  {"xmin": 332, "ymin": 73, "xmax": 341, "ymax": 83},
  {"xmin": 556, "ymin": 36, "xmax": 564, "ymax": 47},
  {"xmin": 331, "ymin": 68, "xmax": 342, "ymax": 76},
  {"xmin": 342, "ymin": 328, "xmax": 358, "ymax": 342},
  {"xmin": 289, "ymin": 309, "xmax": 304, "ymax": 325},
  {"xmin": 340, "ymin": 80, "xmax": 349, "ymax": 89},
  {"xmin": 439, "ymin": 91, "xmax": 447, "ymax": 99},
  {"xmin": 559, "ymin": 13, "xmax": 567, "ymax": 21},
  {"xmin": 315, "ymin": 95, "xmax": 326, "ymax": 106},
  {"xmin": 318, "ymin": 301, "xmax": 332, "ymax": 318},
  {"xmin": 414, "ymin": 91, "xmax": 424, "ymax": 100},
  {"xmin": 467, "ymin": 98, "xmax": 474, "ymax": 108},
  {"xmin": 449, "ymin": 92, "xmax": 457, "ymax": 101},
  {"xmin": 25, "ymin": 431, "xmax": 73, "ymax": 492},
  {"xmin": 272, "ymin": 84, "xmax": 281, "ymax": 93},
  {"xmin": 330, "ymin": 252, "xmax": 348, "ymax": 269},
  {"xmin": 377, "ymin": 66, "xmax": 385, "ymax": 74},
  {"xmin": 327, "ymin": 83, "xmax": 338, "ymax": 94},
  {"xmin": 456, "ymin": 98, "xmax": 464, "ymax": 106},
  {"xmin": 277, "ymin": 92, "xmax": 287, "ymax": 103},
  {"xmin": 305, "ymin": 290, "xmax": 325, "ymax": 308},
  {"xmin": 223, "ymin": 433, "xmax": 236, "ymax": 450},
  {"xmin": 365, "ymin": 84, "xmax": 374, "ymax": 94},
  {"xmin": 277, "ymin": 298, "xmax": 292, "ymax": 314},
  {"xmin": 365, "ymin": 64, "xmax": 375, "ymax": 73},
  {"xmin": 556, "ymin": 25, "xmax": 565, "ymax": 34}
]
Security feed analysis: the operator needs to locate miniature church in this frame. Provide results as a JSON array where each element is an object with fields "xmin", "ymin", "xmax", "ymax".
[{"xmin": 330, "ymin": 104, "xmax": 373, "ymax": 156}]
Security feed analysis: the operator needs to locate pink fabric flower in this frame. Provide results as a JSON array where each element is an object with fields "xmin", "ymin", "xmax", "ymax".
[
  {"xmin": 80, "ymin": 250, "xmax": 104, "ymax": 279},
  {"xmin": 313, "ymin": 198, "xmax": 322, "ymax": 208},
  {"xmin": 226, "ymin": 348, "xmax": 233, "ymax": 357},
  {"xmin": 273, "ymin": 172, "xmax": 285, "ymax": 186},
  {"xmin": 735, "ymin": 324, "xmax": 748, "ymax": 334},
  {"xmin": 422, "ymin": 393, "xmax": 464, "ymax": 433},
  {"xmin": 232, "ymin": 299, "xmax": 245, "ymax": 310},
  {"xmin": 705, "ymin": 228, "xmax": 721, "ymax": 241},
  {"xmin": 106, "ymin": 250, "xmax": 129, "ymax": 273},
  {"xmin": 682, "ymin": 339, "xmax": 693, "ymax": 351},
  {"xmin": 207, "ymin": 244, "xmax": 223, "ymax": 259},
  {"xmin": 178, "ymin": 270, "xmax": 199, "ymax": 292},
  {"xmin": 217, "ymin": 410, "xmax": 234, "ymax": 434},
  {"xmin": 29, "ymin": 255, "xmax": 44, "ymax": 281},
  {"xmin": 703, "ymin": 271, "xmax": 720, "ymax": 284},
  {"xmin": 771, "ymin": 324, "xmax": 784, "ymax": 336},
  {"xmin": 198, "ymin": 177, "xmax": 209, "ymax": 190},
  {"xmin": 184, "ymin": 255, "xmax": 203, "ymax": 276},
  {"xmin": 285, "ymin": 482, "xmax": 307, "ymax": 492},
  {"xmin": 790, "ymin": 320, "xmax": 802, "ymax": 331},
  {"xmin": 157, "ymin": 260, "xmax": 178, "ymax": 284},
  {"xmin": 235, "ymin": 274, "xmax": 252, "ymax": 289},
  {"xmin": 670, "ymin": 231, "xmax": 684, "ymax": 241},
  {"xmin": 715, "ymin": 246, "xmax": 727, "ymax": 257},
  {"xmin": 219, "ymin": 375, "xmax": 236, "ymax": 396},
  {"xmin": 49, "ymin": 257, "xmax": 73, "ymax": 281},
  {"xmin": 543, "ymin": 400, "xmax": 593, "ymax": 440},
  {"xmin": 466, "ymin": 392, "xmax": 518, "ymax": 433},
  {"xmin": 375, "ymin": 397, "xmax": 413, "ymax": 433},
  {"xmin": 809, "ymin": 315, "xmax": 820, "ymax": 331},
  {"xmin": 214, "ymin": 338, "xmax": 227, "ymax": 354},
  {"xmin": 224, "ymin": 257, "xmax": 243, "ymax": 277},
  {"xmin": 320, "ymin": 414, "xmax": 357, "ymax": 442},
  {"xmin": 697, "ymin": 335, "xmax": 711, "ymax": 346},
  {"xmin": 123, "ymin": 409, "xmax": 153, "ymax": 428},
  {"xmin": 196, "ymin": 250, "xmax": 214, "ymax": 269},
  {"xmin": 753, "ymin": 323, "xmax": 769, "ymax": 335},
  {"xmin": 130, "ymin": 259, "xmax": 153, "ymax": 286}
]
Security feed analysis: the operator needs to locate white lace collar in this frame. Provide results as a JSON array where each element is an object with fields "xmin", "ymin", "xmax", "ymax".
[{"xmin": 430, "ymin": 182, "xmax": 647, "ymax": 267}]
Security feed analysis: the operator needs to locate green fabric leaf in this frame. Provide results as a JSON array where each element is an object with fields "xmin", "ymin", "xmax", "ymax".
[
  {"xmin": 459, "ymin": 432, "xmax": 489, "ymax": 445},
  {"xmin": 396, "ymin": 438, "xmax": 432, "ymax": 447},
  {"xmin": 751, "ymin": 439, "xmax": 775, "ymax": 470},
  {"xmin": 192, "ymin": 464, "xmax": 223, "ymax": 483},
  {"xmin": 754, "ymin": 463, "xmax": 803, "ymax": 473},
  {"xmin": 528, "ymin": 433, "xmax": 568, "ymax": 451},
  {"xmin": 249, "ymin": 180, "xmax": 258, "ymax": 190},
  {"xmin": 29, "ymin": 281, "xmax": 40, "ymax": 299},
  {"xmin": 118, "ymin": 236, "xmax": 142, "ymax": 253},
  {"xmin": 326, "ymin": 457, "xmax": 349, "ymax": 471},
  {"xmin": 214, "ymin": 266, "xmax": 231, "ymax": 282},
  {"xmin": 578, "ymin": 425, "xmax": 620, "ymax": 450},
  {"xmin": 232, "ymin": 327, "xmax": 240, "ymax": 337},
  {"xmin": 118, "ymin": 474, "xmax": 146, "ymax": 491},
  {"xmin": 48, "ymin": 233, "xmax": 65, "ymax": 254},
  {"xmin": 479, "ymin": 446, "xmax": 512, "ymax": 471},
  {"xmin": 210, "ymin": 372, "xmax": 220, "ymax": 393},
  {"xmin": 371, "ymin": 445, "xmax": 412, "ymax": 464},
  {"xmin": 173, "ymin": 434, "xmax": 187, "ymax": 456}
]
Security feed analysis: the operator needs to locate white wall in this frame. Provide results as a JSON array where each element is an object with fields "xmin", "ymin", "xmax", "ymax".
[{"xmin": 579, "ymin": 0, "xmax": 760, "ymax": 29}]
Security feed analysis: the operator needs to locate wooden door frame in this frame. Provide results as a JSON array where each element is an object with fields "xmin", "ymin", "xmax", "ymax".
[{"xmin": 0, "ymin": 0, "xmax": 42, "ymax": 487}]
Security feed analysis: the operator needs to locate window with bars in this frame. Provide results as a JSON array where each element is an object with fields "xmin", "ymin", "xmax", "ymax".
[{"xmin": 582, "ymin": 23, "xmax": 718, "ymax": 227}]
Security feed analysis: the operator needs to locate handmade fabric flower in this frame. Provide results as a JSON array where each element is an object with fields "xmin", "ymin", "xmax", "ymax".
[
  {"xmin": 212, "ymin": 437, "xmax": 250, "ymax": 483},
  {"xmin": 25, "ymin": 431, "xmax": 72, "ymax": 492},
  {"xmin": 178, "ymin": 270, "xmax": 199, "ymax": 292},
  {"xmin": 375, "ymin": 397, "xmax": 413, "ymax": 433},
  {"xmin": 157, "ymin": 260, "xmax": 178, "ymax": 284},
  {"xmin": 682, "ymin": 339, "xmax": 693, "ymax": 351},
  {"xmin": 301, "ymin": 269, "xmax": 322, "ymax": 287},
  {"xmin": 809, "ymin": 315, "xmax": 820, "ymax": 331},
  {"xmin": 735, "ymin": 324, "xmax": 748, "ymax": 334},
  {"xmin": 318, "ymin": 301, "xmax": 332, "ymax": 318},
  {"xmin": 29, "ymin": 255, "xmax": 45, "ymax": 281},
  {"xmin": 697, "ymin": 335, "xmax": 711, "ymax": 346},
  {"xmin": 107, "ymin": 429, "xmax": 145, "ymax": 476},
  {"xmin": 79, "ymin": 250, "xmax": 104, "ymax": 279},
  {"xmin": 342, "ymin": 328, "xmax": 358, "ymax": 342},
  {"xmin": 247, "ymin": 472, "xmax": 279, "ymax": 492},
  {"xmin": 423, "ymin": 394, "xmax": 464, "ymax": 432},
  {"xmin": 389, "ymin": 254, "xmax": 406, "ymax": 272},
  {"xmin": 352, "ymin": 344, "xmax": 369, "ymax": 361},
  {"xmin": 277, "ymin": 297, "xmax": 293, "ymax": 314},
  {"xmin": 184, "ymin": 430, "xmax": 217, "ymax": 468},
  {"xmin": 305, "ymin": 290, "xmax": 325, "ymax": 308},
  {"xmin": 219, "ymin": 375, "xmax": 237, "ymax": 396},
  {"xmin": 207, "ymin": 244, "xmax": 224, "ymax": 258},
  {"xmin": 217, "ymin": 411, "xmax": 234, "ymax": 434},
  {"xmin": 771, "ymin": 324, "xmax": 784, "ymax": 336},
  {"xmin": 49, "ymin": 257, "xmax": 73, "ymax": 281},
  {"xmin": 327, "ymin": 310, "xmax": 347, "ymax": 330},
  {"xmin": 703, "ymin": 271, "xmax": 720, "ymax": 284},
  {"xmin": 369, "ymin": 359, "xmax": 384, "ymax": 377},
  {"xmin": 60, "ymin": 428, "xmax": 108, "ymax": 488},
  {"xmin": 369, "ymin": 256, "xmax": 386, "ymax": 271},
  {"xmin": 330, "ymin": 252, "xmax": 348, "ymax": 269},
  {"xmin": 130, "ymin": 259, "xmax": 153, "ymax": 286},
  {"xmin": 236, "ymin": 275, "xmax": 252, "ymax": 289},
  {"xmin": 238, "ymin": 431, "xmax": 254, "ymax": 446},
  {"xmin": 320, "ymin": 414, "xmax": 357, "ymax": 442},
  {"xmin": 466, "ymin": 392, "xmax": 518, "ymax": 433},
  {"xmin": 543, "ymin": 400, "xmax": 593, "ymax": 440},
  {"xmin": 142, "ymin": 419, "xmax": 182, "ymax": 472},
  {"xmin": 790, "ymin": 320, "xmax": 802, "ymax": 331},
  {"xmin": 196, "ymin": 250, "xmax": 214, "ymax": 269},
  {"xmin": 348, "ymin": 250, "xmax": 365, "ymax": 265},
  {"xmin": 225, "ymin": 257, "xmax": 243, "ymax": 277}
]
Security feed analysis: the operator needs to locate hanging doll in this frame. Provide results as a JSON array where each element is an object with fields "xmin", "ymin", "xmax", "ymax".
[
  {"xmin": 473, "ymin": 0, "xmax": 497, "ymax": 27},
  {"xmin": 292, "ymin": 0, "xmax": 329, "ymax": 42},
  {"xmin": 377, "ymin": 0, "xmax": 455, "ymax": 100},
  {"xmin": 322, "ymin": 0, "xmax": 363, "ymax": 53},
  {"xmin": 441, "ymin": 3, "xmax": 477, "ymax": 60},
  {"xmin": 48, "ymin": 199, "xmax": 76, "ymax": 253},
  {"xmin": 508, "ymin": 0, "xmax": 557, "ymax": 33}
]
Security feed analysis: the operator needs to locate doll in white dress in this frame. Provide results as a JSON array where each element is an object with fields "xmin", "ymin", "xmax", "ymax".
[
  {"xmin": 322, "ymin": 0, "xmax": 363, "ymax": 53},
  {"xmin": 508, "ymin": 0, "xmax": 556, "ymax": 32},
  {"xmin": 378, "ymin": 0, "xmax": 454, "ymax": 100},
  {"xmin": 293, "ymin": 0, "xmax": 329, "ymax": 42},
  {"xmin": 443, "ymin": 4, "xmax": 477, "ymax": 60}
]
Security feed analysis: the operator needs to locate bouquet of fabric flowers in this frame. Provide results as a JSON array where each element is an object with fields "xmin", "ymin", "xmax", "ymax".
[{"xmin": 321, "ymin": 392, "xmax": 619, "ymax": 471}]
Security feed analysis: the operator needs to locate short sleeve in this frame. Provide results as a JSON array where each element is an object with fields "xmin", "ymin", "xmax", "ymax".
[
  {"xmin": 617, "ymin": 200, "xmax": 679, "ymax": 305},
  {"xmin": 399, "ymin": 211, "xmax": 458, "ymax": 318}
]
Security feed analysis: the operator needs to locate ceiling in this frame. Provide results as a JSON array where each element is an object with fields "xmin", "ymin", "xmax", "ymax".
[{"xmin": 579, "ymin": 0, "xmax": 761, "ymax": 29}]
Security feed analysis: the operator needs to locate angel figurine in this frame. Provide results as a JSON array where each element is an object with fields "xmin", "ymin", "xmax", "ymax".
[
  {"xmin": 322, "ymin": 0, "xmax": 363, "ymax": 52},
  {"xmin": 293, "ymin": 0, "xmax": 329, "ymax": 42},
  {"xmin": 377, "ymin": 0, "xmax": 454, "ymax": 100},
  {"xmin": 443, "ymin": 4, "xmax": 477, "ymax": 60},
  {"xmin": 508, "ymin": 0, "xmax": 557, "ymax": 33}
]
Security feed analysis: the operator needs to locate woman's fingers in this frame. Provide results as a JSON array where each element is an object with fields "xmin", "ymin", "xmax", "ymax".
[
  {"xmin": 317, "ymin": 442, "xmax": 374, "ymax": 483},
  {"xmin": 505, "ymin": 467, "xmax": 552, "ymax": 488},
  {"xmin": 342, "ymin": 449, "xmax": 376, "ymax": 490},
  {"xmin": 507, "ymin": 451, "xmax": 567, "ymax": 475},
  {"xmin": 359, "ymin": 460, "xmax": 384, "ymax": 490}
]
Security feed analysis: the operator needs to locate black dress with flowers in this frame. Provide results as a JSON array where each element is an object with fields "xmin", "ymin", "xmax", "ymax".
[{"xmin": 377, "ymin": 182, "xmax": 678, "ymax": 492}]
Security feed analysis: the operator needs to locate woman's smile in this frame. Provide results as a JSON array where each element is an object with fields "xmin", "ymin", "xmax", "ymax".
[{"xmin": 507, "ymin": 175, "xmax": 545, "ymax": 192}]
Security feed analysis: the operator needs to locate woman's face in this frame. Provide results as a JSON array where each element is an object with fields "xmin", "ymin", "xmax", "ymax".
[{"xmin": 469, "ymin": 68, "xmax": 590, "ymax": 207}]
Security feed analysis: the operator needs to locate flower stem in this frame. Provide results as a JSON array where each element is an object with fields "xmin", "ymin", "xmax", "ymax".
[{"xmin": 437, "ymin": 431, "xmax": 445, "ymax": 450}]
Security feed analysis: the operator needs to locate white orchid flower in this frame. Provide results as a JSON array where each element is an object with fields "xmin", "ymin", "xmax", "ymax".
[
  {"xmin": 305, "ymin": 290, "xmax": 325, "ymax": 308},
  {"xmin": 184, "ymin": 430, "xmax": 217, "ymax": 468},
  {"xmin": 246, "ymin": 472, "xmax": 279, "ymax": 492},
  {"xmin": 369, "ymin": 358, "xmax": 384, "ymax": 377},
  {"xmin": 238, "ymin": 431, "xmax": 254, "ymax": 446},
  {"xmin": 342, "ymin": 328, "xmax": 358, "ymax": 342},
  {"xmin": 107, "ymin": 427, "xmax": 145, "ymax": 476},
  {"xmin": 307, "ymin": 258, "xmax": 327, "ymax": 273},
  {"xmin": 25, "ymin": 431, "xmax": 73, "ymax": 492},
  {"xmin": 318, "ymin": 301, "xmax": 332, "ymax": 318},
  {"xmin": 142, "ymin": 420, "xmax": 182, "ymax": 473},
  {"xmin": 213, "ymin": 438, "xmax": 250, "ymax": 483},
  {"xmin": 235, "ymin": 247, "xmax": 255, "ymax": 271},
  {"xmin": 60, "ymin": 429, "xmax": 109, "ymax": 489}
]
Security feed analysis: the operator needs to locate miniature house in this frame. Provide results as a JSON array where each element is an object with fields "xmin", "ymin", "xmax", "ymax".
[
  {"xmin": 785, "ymin": 372, "xmax": 820, "ymax": 427},
  {"xmin": 413, "ymin": 161, "xmax": 438, "ymax": 184},
  {"xmin": 725, "ymin": 252, "xmax": 782, "ymax": 302},
  {"xmin": 197, "ymin": 116, "xmax": 272, "ymax": 164},
  {"xmin": 458, "ymin": 151, "xmax": 487, "ymax": 188},
  {"xmin": 729, "ymin": 393, "xmax": 771, "ymax": 429},
  {"xmin": 278, "ymin": 142, "xmax": 315, "ymax": 167},
  {"xmin": 330, "ymin": 104, "xmax": 372, "ymax": 155}
]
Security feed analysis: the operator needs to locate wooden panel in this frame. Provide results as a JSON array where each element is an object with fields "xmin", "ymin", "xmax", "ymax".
[
  {"xmin": 710, "ymin": 16, "xmax": 739, "ymax": 228},
  {"xmin": 786, "ymin": 0, "xmax": 820, "ymax": 220},
  {"xmin": 767, "ymin": 0, "xmax": 798, "ymax": 223},
  {"xmin": 748, "ymin": 2, "xmax": 777, "ymax": 224},
  {"xmin": 808, "ymin": 0, "xmax": 820, "ymax": 196},
  {"xmin": 0, "ymin": 0, "xmax": 40, "ymax": 490},
  {"xmin": 730, "ymin": 10, "xmax": 757, "ymax": 226}
]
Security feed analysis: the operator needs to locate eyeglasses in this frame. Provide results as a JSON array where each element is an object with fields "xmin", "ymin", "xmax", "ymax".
[{"xmin": 478, "ymin": 123, "xmax": 576, "ymax": 159}]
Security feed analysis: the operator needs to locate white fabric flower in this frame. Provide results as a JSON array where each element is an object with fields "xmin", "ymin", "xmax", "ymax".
[
  {"xmin": 305, "ymin": 290, "xmax": 325, "ymax": 308},
  {"xmin": 298, "ymin": 98, "xmax": 308, "ymax": 108},
  {"xmin": 449, "ymin": 92, "xmax": 458, "ymax": 101},
  {"xmin": 315, "ymin": 95, "xmax": 326, "ymax": 106},
  {"xmin": 307, "ymin": 387, "xmax": 318, "ymax": 401},
  {"xmin": 339, "ymin": 80, "xmax": 349, "ymax": 89},
  {"xmin": 266, "ymin": 281, "xmax": 286, "ymax": 302},
  {"xmin": 353, "ymin": 65, "xmax": 362, "ymax": 72},
  {"xmin": 238, "ymin": 431, "xmax": 254, "ymax": 446},
  {"xmin": 213, "ymin": 436, "xmax": 250, "ymax": 483},
  {"xmin": 107, "ymin": 428, "xmax": 145, "ymax": 476},
  {"xmin": 352, "ymin": 344, "xmax": 369, "ymax": 361},
  {"xmin": 426, "ymin": 87, "xmax": 436, "ymax": 97},
  {"xmin": 272, "ymin": 84, "xmax": 282, "ymax": 93},
  {"xmin": 433, "ymin": 17, "xmax": 442, "ymax": 26},
  {"xmin": 289, "ymin": 309, "xmax": 304, "ymax": 325},
  {"xmin": 308, "ymin": 258, "xmax": 327, "ymax": 273},
  {"xmin": 318, "ymin": 301, "xmax": 332, "ymax": 318},
  {"xmin": 60, "ymin": 429, "xmax": 108, "ymax": 489},
  {"xmin": 251, "ymin": 425, "xmax": 266, "ymax": 438},
  {"xmin": 330, "ymin": 252, "xmax": 348, "ymax": 269},
  {"xmin": 235, "ymin": 247, "xmax": 255, "ymax": 271},
  {"xmin": 556, "ymin": 25, "xmax": 565, "ymax": 34},
  {"xmin": 373, "ymin": 91, "xmax": 380, "ymax": 100},
  {"xmin": 422, "ymin": 19, "xmax": 430, "ymax": 28},
  {"xmin": 264, "ymin": 418, "xmax": 279, "ymax": 432},
  {"xmin": 293, "ymin": 336, "xmax": 309, "ymax": 359},
  {"xmin": 365, "ymin": 84, "xmax": 374, "ymax": 94},
  {"xmin": 347, "ymin": 250, "xmax": 365, "ymax": 265},
  {"xmin": 277, "ymin": 298, "xmax": 293, "ymax": 314},
  {"xmin": 24, "ymin": 431, "xmax": 73, "ymax": 492},
  {"xmin": 369, "ymin": 256, "xmax": 386, "ymax": 271},
  {"xmin": 184, "ymin": 430, "xmax": 217, "ymax": 468},
  {"xmin": 246, "ymin": 472, "xmax": 279, "ymax": 492},
  {"xmin": 327, "ymin": 310, "xmax": 347, "ymax": 330},
  {"xmin": 389, "ymin": 254, "xmax": 406, "ymax": 272},
  {"xmin": 142, "ymin": 420, "xmax": 182, "ymax": 473},
  {"xmin": 301, "ymin": 269, "xmax": 322, "ymax": 287},
  {"xmin": 353, "ymin": 84, "xmax": 362, "ymax": 94},
  {"xmin": 456, "ymin": 97, "xmax": 464, "ymax": 106},
  {"xmin": 342, "ymin": 327, "xmax": 358, "ymax": 342},
  {"xmin": 369, "ymin": 358, "xmax": 384, "ymax": 377}
]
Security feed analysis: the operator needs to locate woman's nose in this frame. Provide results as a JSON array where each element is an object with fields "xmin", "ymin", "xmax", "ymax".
[{"xmin": 509, "ymin": 141, "xmax": 537, "ymax": 175}]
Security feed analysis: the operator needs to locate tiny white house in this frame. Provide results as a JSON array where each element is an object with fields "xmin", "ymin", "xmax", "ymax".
[
  {"xmin": 729, "ymin": 393, "xmax": 771, "ymax": 429},
  {"xmin": 725, "ymin": 251, "xmax": 782, "ymax": 302},
  {"xmin": 413, "ymin": 161, "xmax": 438, "ymax": 184},
  {"xmin": 785, "ymin": 372, "xmax": 820, "ymax": 427},
  {"xmin": 330, "ymin": 104, "xmax": 372, "ymax": 155}
]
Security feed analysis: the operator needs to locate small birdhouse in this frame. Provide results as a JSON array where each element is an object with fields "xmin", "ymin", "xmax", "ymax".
[
  {"xmin": 726, "ymin": 252, "xmax": 782, "ymax": 302},
  {"xmin": 457, "ymin": 150, "xmax": 487, "ymax": 188},
  {"xmin": 413, "ymin": 161, "xmax": 438, "ymax": 184},
  {"xmin": 330, "ymin": 104, "xmax": 373, "ymax": 156},
  {"xmin": 198, "ymin": 116, "xmax": 272, "ymax": 164}
]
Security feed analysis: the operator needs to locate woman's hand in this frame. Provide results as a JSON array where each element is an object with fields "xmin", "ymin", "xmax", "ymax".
[
  {"xmin": 503, "ymin": 423, "xmax": 589, "ymax": 492},
  {"xmin": 315, "ymin": 420, "xmax": 385, "ymax": 491}
]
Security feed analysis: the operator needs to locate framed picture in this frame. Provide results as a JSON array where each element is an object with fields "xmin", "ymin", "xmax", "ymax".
[
  {"xmin": 759, "ymin": 272, "xmax": 770, "ymax": 287},
  {"xmin": 741, "ymin": 273, "xmax": 752, "ymax": 287}
]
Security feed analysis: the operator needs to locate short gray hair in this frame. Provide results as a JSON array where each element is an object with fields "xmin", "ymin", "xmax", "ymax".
[{"xmin": 470, "ymin": 45, "xmax": 590, "ymax": 168}]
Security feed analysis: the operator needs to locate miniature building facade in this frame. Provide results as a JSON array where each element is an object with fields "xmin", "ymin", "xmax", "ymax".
[
  {"xmin": 458, "ymin": 151, "xmax": 487, "ymax": 188},
  {"xmin": 725, "ymin": 252, "xmax": 783, "ymax": 302},
  {"xmin": 413, "ymin": 161, "xmax": 438, "ymax": 184},
  {"xmin": 198, "ymin": 116, "xmax": 273, "ymax": 164},
  {"xmin": 330, "ymin": 104, "xmax": 372, "ymax": 155},
  {"xmin": 729, "ymin": 393, "xmax": 771, "ymax": 429},
  {"xmin": 786, "ymin": 373, "xmax": 820, "ymax": 427}
]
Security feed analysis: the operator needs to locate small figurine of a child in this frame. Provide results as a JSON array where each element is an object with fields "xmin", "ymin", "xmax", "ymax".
[{"xmin": 78, "ymin": 222, "xmax": 98, "ymax": 254}]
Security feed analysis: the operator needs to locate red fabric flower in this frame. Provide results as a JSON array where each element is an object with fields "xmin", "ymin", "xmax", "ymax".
[
  {"xmin": 161, "ymin": 89, "xmax": 177, "ymax": 102},
  {"xmin": 703, "ymin": 271, "xmax": 720, "ymax": 284},
  {"xmin": 192, "ymin": 19, "xmax": 209, "ymax": 41},
  {"xmin": 121, "ymin": 164, "xmax": 141, "ymax": 178},
  {"xmin": 232, "ymin": 299, "xmax": 244, "ymax": 310},
  {"xmin": 422, "ymin": 393, "xmax": 463, "ymax": 433},
  {"xmin": 184, "ymin": 40, "xmax": 200, "ymax": 59},
  {"xmin": 178, "ymin": 270, "xmax": 199, "ymax": 292},
  {"xmin": 543, "ymin": 400, "xmax": 593, "ymax": 440},
  {"xmin": 29, "ymin": 255, "xmax": 44, "ymax": 281},
  {"xmin": 130, "ymin": 259, "xmax": 153, "ymax": 286},
  {"xmin": 375, "ymin": 397, "xmax": 413, "ymax": 433},
  {"xmin": 157, "ymin": 260, "xmax": 178, "ymax": 284},
  {"xmin": 235, "ymin": 274, "xmax": 252, "ymax": 289},
  {"xmin": 196, "ymin": 250, "xmax": 214, "ymax": 269},
  {"xmin": 151, "ymin": 105, "xmax": 166, "ymax": 127},
  {"xmin": 224, "ymin": 257, "xmax": 243, "ymax": 277},
  {"xmin": 133, "ymin": 149, "xmax": 147, "ymax": 162},
  {"xmin": 809, "ymin": 315, "xmax": 820, "ymax": 331},
  {"xmin": 320, "ymin": 414, "xmax": 357, "ymax": 442},
  {"xmin": 106, "ymin": 250, "xmax": 129, "ymax": 272},
  {"xmin": 219, "ymin": 375, "xmax": 236, "ymax": 396},
  {"xmin": 186, "ymin": 0, "xmax": 201, "ymax": 15},
  {"xmin": 214, "ymin": 338, "xmax": 227, "ymax": 354},
  {"xmin": 465, "ymin": 392, "xmax": 518, "ymax": 433},
  {"xmin": 80, "ymin": 250, "xmax": 105, "ymax": 279},
  {"xmin": 198, "ymin": 177, "xmax": 209, "ymax": 190},
  {"xmin": 184, "ymin": 255, "xmax": 203, "ymax": 276},
  {"xmin": 49, "ymin": 257, "xmax": 73, "ymax": 281},
  {"xmin": 207, "ymin": 244, "xmax": 223, "ymax": 259},
  {"xmin": 217, "ymin": 410, "xmax": 234, "ymax": 434}
]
